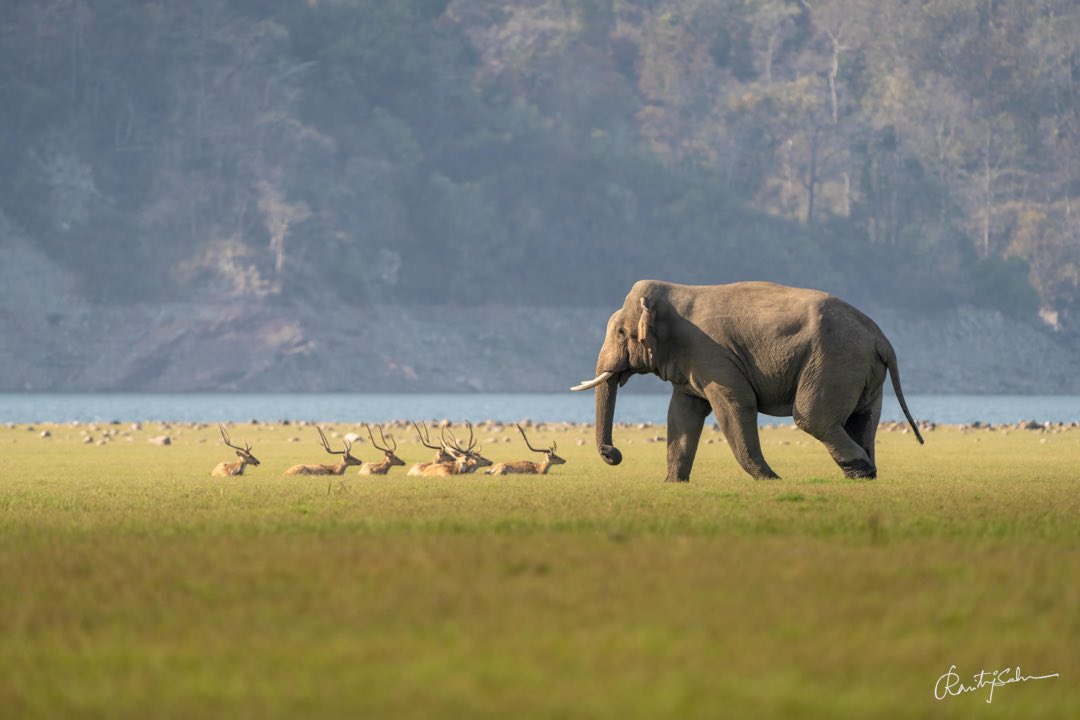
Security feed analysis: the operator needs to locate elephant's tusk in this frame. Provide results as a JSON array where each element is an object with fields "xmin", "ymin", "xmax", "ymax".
[{"xmin": 570, "ymin": 371, "xmax": 614, "ymax": 392}]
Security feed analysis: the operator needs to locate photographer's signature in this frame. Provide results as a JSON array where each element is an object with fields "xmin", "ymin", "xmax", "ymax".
[{"xmin": 934, "ymin": 664, "xmax": 1059, "ymax": 703}]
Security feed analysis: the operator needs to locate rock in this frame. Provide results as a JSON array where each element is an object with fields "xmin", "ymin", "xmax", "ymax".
[{"xmin": 148, "ymin": 435, "xmax": 172, "ymax": 446}]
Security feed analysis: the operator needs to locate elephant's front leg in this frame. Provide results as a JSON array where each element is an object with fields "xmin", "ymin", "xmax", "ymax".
[
  {"xmin": 707, "ymin": 388, "xmax": 780, "ymax": 480},
  {"xmin": 665, "ymin": 389, "xmax": 711, "ymax": 482}
]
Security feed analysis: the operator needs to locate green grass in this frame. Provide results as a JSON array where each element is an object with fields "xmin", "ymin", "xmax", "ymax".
[{"xmin": 1, "ymin": 421, "xmax": 1078, "ymax": 719}]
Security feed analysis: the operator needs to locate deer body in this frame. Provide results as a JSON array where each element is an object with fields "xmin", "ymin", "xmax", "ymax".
[
  {"xmin": 415, "ymin": 454, "xmax": 476, "ymax": 476},
  {"xmin": 407, "ymin": 457, "xmax": 451, "ymax": 476},
  {"xmin": 485, "ymin": 457, "xmax": 560, "ymax": 475},
  {"xmin": 211, "ymin": 457, "xmax": 256, "ymax": 477},
  {"xmin": 484, "ymin": 425, "xmax": 566, "ymax": 476},
  {"xmin": 359, "ymin": 458, "xmax": 404, "ymax": 475},
  {"xmin": 283, "ymin": 460, "xmax": 356, "ymax": 476},
  {"xmin": 283, "ymin": 427, "xmax": 362, "ymax": 476}
]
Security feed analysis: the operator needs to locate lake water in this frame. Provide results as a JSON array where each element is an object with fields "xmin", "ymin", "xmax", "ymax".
[{"xmin": 1, "ymin": 393, "xmax": 1078, "ymax": 425}]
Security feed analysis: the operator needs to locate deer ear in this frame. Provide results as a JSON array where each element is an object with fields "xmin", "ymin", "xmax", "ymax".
[{"xmin": 638, "ymin": 297, "xmax": 653, "ymax": 345}]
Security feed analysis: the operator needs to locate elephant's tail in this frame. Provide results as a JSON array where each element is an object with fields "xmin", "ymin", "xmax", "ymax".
[{"xmin": 879, "ymin": 341, "xmax": 924, "ymax": 445}]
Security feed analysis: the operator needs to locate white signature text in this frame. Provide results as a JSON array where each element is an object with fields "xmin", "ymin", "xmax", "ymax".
[{"xmin": 934, "ymin": 664, "xmax": 1059, "ymax": 704}]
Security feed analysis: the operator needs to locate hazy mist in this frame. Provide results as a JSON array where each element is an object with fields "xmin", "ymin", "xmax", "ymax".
[{"xmin": 2, "ymin": 0, "xmax": 1078, "ymax": 392}]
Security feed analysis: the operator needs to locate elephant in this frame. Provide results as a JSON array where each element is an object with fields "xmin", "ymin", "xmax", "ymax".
[{"xmin": 570, "ymin": 280, "xmax": 923, "ymax": 482}]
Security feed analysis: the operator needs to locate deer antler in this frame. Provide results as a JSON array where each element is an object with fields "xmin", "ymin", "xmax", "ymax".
[
  {"xmin": 365, "ymin": 423, "xmax": 397, "ymax": 453},
  {"xmin": 441, "ymin": 425, "xmax": 459, "ymax": 454},
  {"xmin": 219, "ymin": 424, "xmax": 251, "ymax": 452},
  {"xmin": 379, "ymin": 425, "xmax": 396, "ymax": 452},
  {"xmin": 516, "ymin": 424, "xmax": 548, "ymax": 454},
  {"xmin": 412, "ymin": 420, "xmax": 442, "ymax": 450},
  {"xmin": 462, "ymin": 420, "xmax": 476, "ymax": 452},
  {"xmin": 445, "ymin": 421, "xmax": 478, "ymax": 455},
  {"xmin": 364, "ymin": 423, "xmax": 386, "ymax": 452},
  {"xmin": 317, "ymin": 426, "xmax": 347, "ymax": 456}
]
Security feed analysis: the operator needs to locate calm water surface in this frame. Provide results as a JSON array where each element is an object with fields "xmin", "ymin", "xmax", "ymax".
[{"xmin": 1, "ymin": 393, "xmax": 1078, "ymax": 425}]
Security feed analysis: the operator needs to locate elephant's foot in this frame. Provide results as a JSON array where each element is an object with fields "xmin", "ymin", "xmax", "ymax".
[
  {"xmin": 754, "ymin": 471, "xmax": 782, "ymax": 481},
  {"xmin": 664, "ymin": 476, "xmax": 690, "ymax": 483},
  {"xmin": 839, "ymin": 459, "xmax": 877, "ymax": 479}
]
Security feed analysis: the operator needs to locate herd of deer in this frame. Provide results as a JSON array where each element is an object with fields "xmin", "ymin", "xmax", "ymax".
[{"xmin": 211, "ymin": 421, "xmax": 566, "ymax": 478}]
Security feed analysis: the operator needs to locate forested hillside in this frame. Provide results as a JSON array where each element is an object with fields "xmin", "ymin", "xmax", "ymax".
[{"xmin": 2, "ymin": 0, "xmax": 1078, "ymax": 329}]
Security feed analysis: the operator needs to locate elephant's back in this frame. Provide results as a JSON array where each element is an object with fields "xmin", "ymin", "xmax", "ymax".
[
  {"xmin": 713, "ymin": 282, "xmax": 881, "ymax": 341},
  {"xmin": 660, "ymin": 279, "xmax": 826, "ymax": 304},
  {"xmin": 810, "ymin": 295, "xmax": 888, "ymax": 347},
  {"xmin": 680, "ymin": 281, "xmax": 831, "ymax": 336}
]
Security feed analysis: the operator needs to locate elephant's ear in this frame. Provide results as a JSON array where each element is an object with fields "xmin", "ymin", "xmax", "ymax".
[{"xmin": 638, "ymin": 297, "xmax": 654, "ymax": 346}]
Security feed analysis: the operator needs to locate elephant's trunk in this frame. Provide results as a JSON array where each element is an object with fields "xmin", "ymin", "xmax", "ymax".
[{"xmin": 595, "ymin": 373, "xmax": 622, "ymax": 465}]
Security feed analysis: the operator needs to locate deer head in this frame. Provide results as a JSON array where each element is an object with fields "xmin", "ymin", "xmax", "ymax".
[
  {"xmin": 219, "ymin": 424, "xmax": 260, "ymax": 466},
  {"xmin": 317, "ymin": 426, "xmax": 362, "ymax": 467},
  {"xmin": 517, "ymin": 424, "xmax": 566, "ymax": 467},
  {"xmin": 444, "ymin": 420, "xmax": 493, "ymax": 470},
  {"xmin": 365, "ymin": 423, "xmax": 405, "ymax": 468}
]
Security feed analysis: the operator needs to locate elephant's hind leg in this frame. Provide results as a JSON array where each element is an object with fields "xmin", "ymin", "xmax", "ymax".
[
  {"xmin": 798, "ymin": 419, "xmax": 875, "ymax": 478},
  {"xmin": 843, "ymin": 395, "xmax": 882, "ymax": 469},
  {"xmin": 794, "ymin": 373, "xmax": 876, "ymax": 479},
  {"xmin": 665, "ymin": 390, "xmax": 711, "ymax": 482}
]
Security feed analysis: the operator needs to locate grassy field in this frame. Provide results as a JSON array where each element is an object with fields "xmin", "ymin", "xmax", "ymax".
[{"xmin": 1, "ymin": 420, "xmax": 1077, "ymax": 719}]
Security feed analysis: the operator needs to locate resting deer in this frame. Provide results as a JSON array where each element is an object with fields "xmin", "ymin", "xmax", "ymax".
[
  {"xmin": 406, "ymin": 420, "xmax": 456, "ymax": 476},
  {"xmin": 485, "ymin": 425, "xmax": 566, "ymax": 475},
  {"xmin": 358, "ymin": 423, "xmax": 406, "ymax": 475},
  {"xmin": 211, "ymin": 424, "xmax": 260, "ymax": 477},
  {"xmin": 283, "ymin": 426, "xmax": 362, "ymax": 476},
  {"xmin": 415, "ymin": 451, "xmax": 478, "ymax": 476},
  {"xmin": 443, "ymin": 421, "xmax": 493, "ymax": 474}
]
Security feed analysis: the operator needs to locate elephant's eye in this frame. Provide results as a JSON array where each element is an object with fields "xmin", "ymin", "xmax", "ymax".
[
  {"xmin": 630, "ymin": 332, "xmax": 638, "ymax": 341},
  {"xmin": 617, "ymin": 327, "xmax": 626, "ymax": 337}
]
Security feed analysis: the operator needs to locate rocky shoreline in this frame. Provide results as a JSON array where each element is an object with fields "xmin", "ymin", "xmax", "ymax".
[{"xmin": 9, "ymin": 418, "xmax": 1078, "ymax": 449}]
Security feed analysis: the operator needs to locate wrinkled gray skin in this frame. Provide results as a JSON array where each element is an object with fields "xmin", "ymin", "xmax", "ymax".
[{"xmin": 584, "ymin": 280, "xmax": 923, "ymax": 482}]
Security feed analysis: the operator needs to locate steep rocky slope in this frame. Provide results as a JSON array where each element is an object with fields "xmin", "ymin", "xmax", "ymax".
[{"xmin": 2, "ymin": 240, "xmax": 1076, "ymax": 393}]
